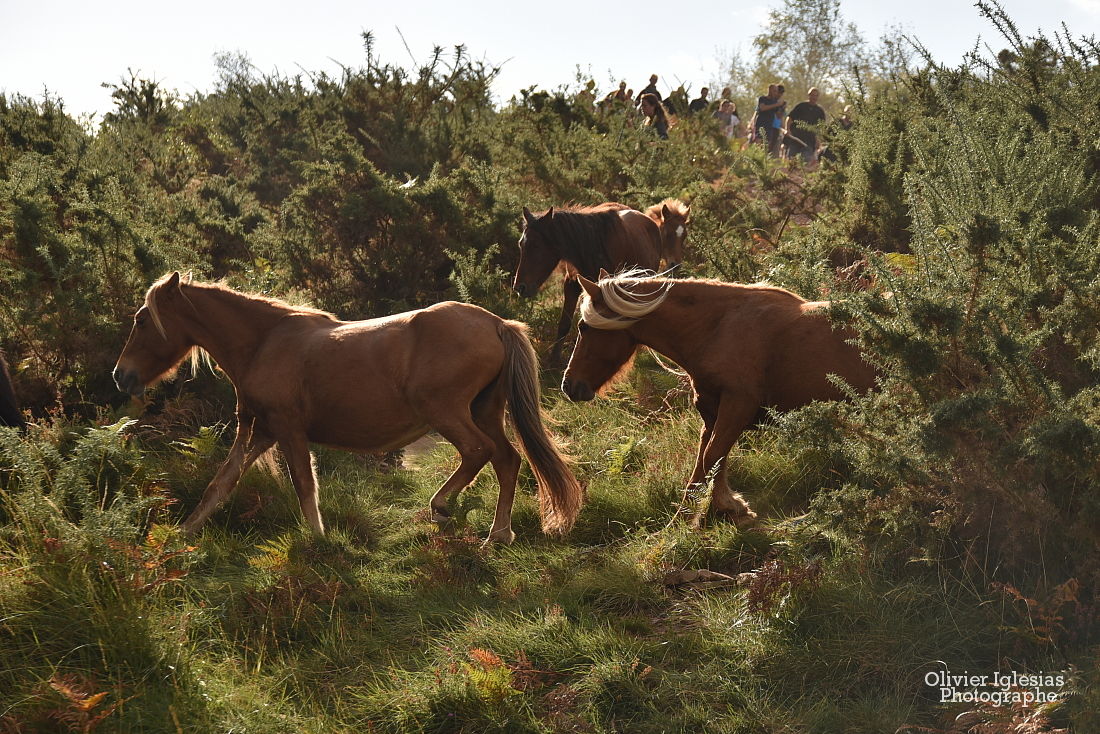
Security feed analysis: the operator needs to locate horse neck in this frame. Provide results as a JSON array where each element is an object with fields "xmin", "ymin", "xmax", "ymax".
[
  {"xmin": 625, "ymin": 284, "xmax": 714, "ymax": 368},
  {"xmin": 620, "ymin": 214, "xmax": 661, "ymax": 271},
  {"xmin": 175, "ymin": 285, "xmax": 290, "ymax": 383},
  {"xmin": 550, "ymin": 213, "xmax": 614, "ymax": 278}
]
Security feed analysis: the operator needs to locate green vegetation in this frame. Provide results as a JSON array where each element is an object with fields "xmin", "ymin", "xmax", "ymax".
[{"xmin": 1, "ymin": 4, "xmax": 1098, "ymax": 732}]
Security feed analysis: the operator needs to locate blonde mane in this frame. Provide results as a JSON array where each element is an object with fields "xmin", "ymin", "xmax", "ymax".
[
  {"xmin": 579, "ymin": 269, "xmax": 674, "ymax": 330},
  {"xmin": 645, "ymin": 198, "xmax": 689, "ymax": 222}
]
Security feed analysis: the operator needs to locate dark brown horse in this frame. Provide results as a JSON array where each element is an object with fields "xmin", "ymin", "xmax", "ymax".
[
  {"xmin": 512, "ymin": 204, "xmax": 662, "ymax": 364},
  {"xmin": 113, "ymin": 273, "xmax": 583, "ymax": 541},
  {"xmin": 562, "ymin": 271, "xmax": 875, "ymax": 526},
  {"xmin": 0, "ymin": 350, "xmax": 24, "ymax": 430}
]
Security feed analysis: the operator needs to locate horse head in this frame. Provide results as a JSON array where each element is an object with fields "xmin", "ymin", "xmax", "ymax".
[
  {"xmin": 513, "ymin": 206, "xmax": 560, "ymax": 298},
  {"xmin": 113, "ymin": 272, "xmax": 196, "ymax": 396},
  {"xmin": 657, "ymin": 200, "xmax": 689, "ymax": 269},
  {"xmin": 561, "ymin": 272, "xmax": 640, "ymax": 401}
]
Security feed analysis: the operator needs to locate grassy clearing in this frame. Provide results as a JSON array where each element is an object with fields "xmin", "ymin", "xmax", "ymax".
[{"xmin": 1, "ymin": 361, "xmax": 1085, "ymax": 733}]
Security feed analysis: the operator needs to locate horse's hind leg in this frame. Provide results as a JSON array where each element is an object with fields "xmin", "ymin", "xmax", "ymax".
[
  {"xmin": 279, "ymin": 432, "xmax": 325, "ymax": 535},
  {"xmin": 474, "ymin": 392, "xmax": 521, "ymax": 544},
  {"xmin": 181, "ymin": 417, "xmax": 275, "ymax": 535},
  {"xmin": 424, "ymin": 412, "xmax": 495, "ymax": 531}
]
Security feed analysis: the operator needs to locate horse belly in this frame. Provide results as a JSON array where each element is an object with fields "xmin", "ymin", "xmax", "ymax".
[
  {"xmin": 305, "ymin": 390, "xmax": 428, "ymax": 452},
  {"xmin": 768, "ymin": 321, "xmax": 873, "ymax": 410}
]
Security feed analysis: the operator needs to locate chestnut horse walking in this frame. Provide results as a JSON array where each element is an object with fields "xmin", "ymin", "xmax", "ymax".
[
  {"xmin": 562, "ymin": 271, "xmax": 875, "ymax": 526},
  {"xmin": 513, "ymin": 204, "xmax": 663, "ymax": 364},
  {"xmin": 0, "ymin": 350, "xmax": 24, "ymax": 430},
  {"xmin": 113, "ymin": 273, "xmax": 583, "ymax": 542}
]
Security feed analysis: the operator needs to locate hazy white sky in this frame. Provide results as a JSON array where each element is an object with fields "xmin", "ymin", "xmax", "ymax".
[{"xmin": 2, "ymin": 0, "xmax": 1098, "ymax": 119}]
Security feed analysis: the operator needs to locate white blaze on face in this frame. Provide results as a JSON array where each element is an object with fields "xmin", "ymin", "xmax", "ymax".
[{"xmin": 675, "ymin": 225, "xmax": 685, "ymax": 239}]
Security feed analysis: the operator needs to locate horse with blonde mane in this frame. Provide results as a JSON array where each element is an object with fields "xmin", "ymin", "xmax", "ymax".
[
  {"xmin": 113, "ymin": 273, "xmax": 583, "ymax": 542},
  {"xmin": 562, "ymin": 270, "xmax": 875, "ymax": 526},
  {"xmin": 512, "ymin": 203, "xmax": 663, "ymax": 364},
  {"xmin": 642, "ymin": 199, "xmax": 690, "ymax": 269}
]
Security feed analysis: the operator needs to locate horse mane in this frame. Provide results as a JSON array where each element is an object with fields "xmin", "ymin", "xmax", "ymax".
[
  {"xmin": 535, "ymin": 206, "xmax": 623, "ymax": 278},
  {"xmin": 645, "ymin": 198, "xmax": 689, "ymax": 223},
  {"xmin": 580, "ymin": 272, "xmax": 807, "ymax": 331},
  {"xmin": 579, "ymin": 269, "xmax": 674, "ymax": 329},
  {"xmin": 144, "ymin": 272, "xmax": 338, "ymax": 377}
]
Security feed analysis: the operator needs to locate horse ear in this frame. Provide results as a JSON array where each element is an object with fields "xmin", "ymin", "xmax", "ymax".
[
  {"xmin": 522, "ymin": 207, "xmax": 537, "ymax": 228},
  {"xmin": 182, "ymin": 271, "xmax": 193, "ymax": 284},
  {"xmin": 598, "ymin": 268, "xmax": 611, "ymax": 281},
  {"xmin": 546, "ymin": 206, "xmax": 554, "ymax": 220},
  {"xmin": 578, "ymin": 275, "xmax": 601, "ymax": 299},
  {"xmin": 662, "ymin": 203, "xmax": 671, "ymax": 219}
]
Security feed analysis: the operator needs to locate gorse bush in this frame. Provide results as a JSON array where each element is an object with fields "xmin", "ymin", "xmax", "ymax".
[
  {"xmin": 0, "ymin": 95, "xmax": 182, "ymax": 410},
  {"xmin": 784, "ymin": 8, "xmax": 1100, "ymax": 590}
]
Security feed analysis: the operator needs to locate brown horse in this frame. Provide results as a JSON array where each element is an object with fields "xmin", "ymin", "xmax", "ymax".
[
  {"xmin": 598, "ymin": 199, "xmax": 690, "ymax": 269},
  {"xmin": 0, "ymin": 349, "xmax": 24, "ymax": 430},
  {"xmin": 512, "ymin": 204, "xmax": 662, "ymax": 364},
  {"xmin": 113, "ymin": 273, "xmax": 583, "ymax": 542},
  {"xmin": 642, "ymin": 198, "xmax": 690, "ymax": 269},
  {"xmin": 562, "ymin": 271, "xmax": 875, "ymax": 526}
]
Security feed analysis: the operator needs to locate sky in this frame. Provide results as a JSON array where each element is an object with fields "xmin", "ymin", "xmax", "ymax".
[{"xmin": 2, "ymin": 0, "xmax": 1098, "ymax": 120}]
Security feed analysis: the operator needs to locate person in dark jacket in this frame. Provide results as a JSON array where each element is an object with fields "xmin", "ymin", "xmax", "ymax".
[
  {"xmin": 636, "ymin": 74, "xmax": 660, "ymax": 104},
  {"xmin": 785, "ymin": 87, "xmax": 827, "ymax": 163},
  {"xmin": 688, "ymin": 87, "xmax": 710, "ymax": 114}
]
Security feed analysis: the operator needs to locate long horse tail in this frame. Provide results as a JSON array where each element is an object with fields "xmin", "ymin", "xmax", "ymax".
[
  {"xmin": 497, "ymin": 321, "xmax": 584, "ymax": 535},
  {"xmin": 0, "ymin": 350, "xmax": 26, "ymax": 431}
]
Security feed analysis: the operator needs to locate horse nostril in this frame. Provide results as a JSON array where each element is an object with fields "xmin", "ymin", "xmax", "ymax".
[
  {"xmin": 562, "ymin": 378, "xmax": 594, "ymax": 402},
  {"xmin": 514, "ymin": 283, "xmax": 528, "ymax": 297},
  {"xmin": 113, "ymin": 367, "xmax": 140, "ymax": 396}
]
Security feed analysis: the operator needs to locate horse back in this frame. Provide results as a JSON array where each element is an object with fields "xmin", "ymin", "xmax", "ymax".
[
  {"xmin": 246, "ymin": 303, "xmax": 509, "ymax": 450},
  {"xmin": 303, "ymin": 302, "xmax": 505, "ymax": 390},
  {"xmin": 607, "ymin": 209, "xmax": 661, "ymax": 273}
]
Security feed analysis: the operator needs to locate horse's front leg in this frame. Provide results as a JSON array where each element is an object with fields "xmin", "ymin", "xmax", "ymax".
[
  {"xmin": 680, "ymin": 392, "xmax": 717, "ymax": 519},
  {"xmin": 687, "ymin": 392, "xmax": 759, "ymax": 529},
  {"xmin": 181, "ymin": 417, "xmax": 274, "ymax": 535},
  {"xmin": 549, "ymin": 278, "xmax": 583, "ymax": 366}
]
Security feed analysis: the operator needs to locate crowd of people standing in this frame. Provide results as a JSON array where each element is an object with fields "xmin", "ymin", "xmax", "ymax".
[{"xmin": 598, "ymin": 72, "xmax": 852, "ymax": 163}]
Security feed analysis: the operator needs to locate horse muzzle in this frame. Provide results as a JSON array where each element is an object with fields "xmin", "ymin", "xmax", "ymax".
[
  {"xmin": 112, "ymin": 366, "xmax": 144, "ymax": 397},
  {"xmin": 561, "ymin": 377, "xmax": 595, "ymax": 402},
  {"xmin": 513, "ymin": 282, "xmax": 531, "ymax": 298}
]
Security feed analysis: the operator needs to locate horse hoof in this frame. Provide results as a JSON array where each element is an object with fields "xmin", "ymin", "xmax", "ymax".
[
  {"xmin": 484, "ymin": 528, "xmax": 516, "ymax": 545},
  {"xmin": 430, "ymin": 510, "xmax": 452, "ymax": 525},
  {"xmin": 731, "ymin": 510, "xmax": 759, "ymax": 529}
]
